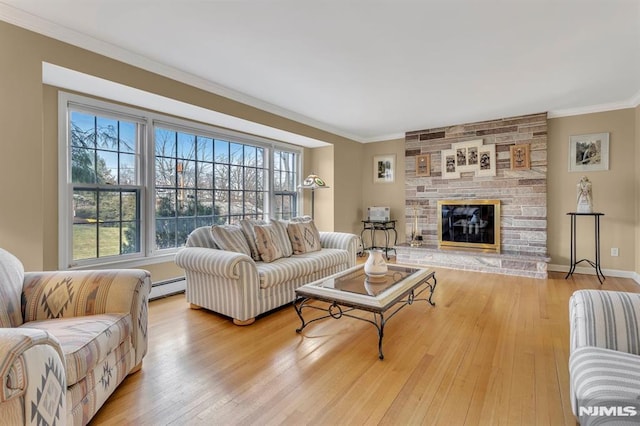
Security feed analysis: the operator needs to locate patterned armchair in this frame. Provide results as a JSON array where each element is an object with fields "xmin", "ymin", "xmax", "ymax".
[{"xmin": 0, "ymin": 248, "xmax": 151, "ymax": 426}]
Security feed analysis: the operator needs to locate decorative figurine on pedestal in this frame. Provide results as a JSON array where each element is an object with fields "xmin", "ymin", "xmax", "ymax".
[{"xmin": 576, "ymin": 176, "xmax": 593, "ymax": 213}]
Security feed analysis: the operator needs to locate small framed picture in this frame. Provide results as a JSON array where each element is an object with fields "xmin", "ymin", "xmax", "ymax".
[
  {"xmin": 441, "ymin": 149, "xmax": 460, "ymax": 179},
  {"xmin": 373, "ymin": 154, "xmax": 396, "ymax": 183},
  {"xmin": 415, "ymin": 154, "xmax": 430, "ymax": 177},
  {"xmin": 569, "ymin": 132, "xmax": 609, "ymax": 172},
  {"xmin": 476, "ymin": 144, "xmax": 496, "ymax": 177},
  {"xmin": 451, "ymin": 139, "xmax": 482, "ymax": 172},
  {"xmin": 510, "ymin": 144, "xmax": 530, "ymax": 170}
]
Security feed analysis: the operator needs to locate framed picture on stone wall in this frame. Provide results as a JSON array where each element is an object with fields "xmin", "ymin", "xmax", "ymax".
[
  {"xmin": 451, "ymin": 139, "xmax": 482, "ymax": 172},
  {"xmin": 569, "ymin": 132, "xmax": 609, "ymax": 172},
  {"xmin": 510, "ymin": 143, "xmax": 530, "ymax": 170},
  {"xmin": 476, "ymin": 144, "xmax": 496, "ymax": 177},
  {"xmin": 441, "ymin": 149, "xmax": 460, "ymax": 179},
  {"xmin": 415, "ymin": 154, "xmax": 430, "ymax": 177}
]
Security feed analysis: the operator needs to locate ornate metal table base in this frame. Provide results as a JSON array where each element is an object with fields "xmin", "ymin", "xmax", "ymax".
[{"xmin": 294, "ymin": 274, "xmax": 437, "ymax": 360}]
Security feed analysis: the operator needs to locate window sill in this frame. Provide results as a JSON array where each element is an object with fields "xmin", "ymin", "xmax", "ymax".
[{"xmin": 66, "ymin": 252, "xmax": 177, "ymax": 271}]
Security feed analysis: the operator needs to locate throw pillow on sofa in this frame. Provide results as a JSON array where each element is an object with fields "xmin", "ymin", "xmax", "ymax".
[
  {"xmin": 254, "ymin": 224, "xmax": 285, "ymax": 262},
  {"xmin": 210, "ymin": 225, "xmax": 252, "ymax": 256},
  {"xmin": 239, "ymin": 219, "xmax": 267, "ymax": 260},
  {"xmin": 287, "ymin": 220, "xmax": 321, "ymax": 254}
]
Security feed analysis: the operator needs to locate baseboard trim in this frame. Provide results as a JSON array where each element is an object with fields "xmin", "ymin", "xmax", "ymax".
[{"xmin": 548, "ymin": 264, "xmax": 640, "ymax": 285}]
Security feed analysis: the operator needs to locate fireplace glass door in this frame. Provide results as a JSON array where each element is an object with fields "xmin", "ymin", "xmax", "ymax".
[{"xmin": 437, "ymin": 200, "xmax": 500, "ymax": 253}]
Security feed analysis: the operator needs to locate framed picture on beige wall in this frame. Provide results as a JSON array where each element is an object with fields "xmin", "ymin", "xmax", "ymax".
[
  {"xmin": 415, "ymin": 154, "xmax": 430, "ymax": 177},
  {"xmin": 373, "ymin": 154, "xmax": 395, "ymax": 183},
  {"xmin": 569, "ymin": 132, "xmax": 609, "ymax": 172}
]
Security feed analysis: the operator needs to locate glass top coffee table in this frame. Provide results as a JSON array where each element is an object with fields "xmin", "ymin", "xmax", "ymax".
[{"xmin": 294, "ymin": 264, "xmax": 437, "ymax": 359}]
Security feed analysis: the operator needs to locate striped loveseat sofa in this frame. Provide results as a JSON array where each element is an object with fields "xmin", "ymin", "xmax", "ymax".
[
  {"xmin": 176, "ymin": 224, "xmax": 359, "ymax": 325},
  {"xmin": 0, "ymin": 248, "xmax": 151, "ymax": 426},
  {"xmin": 569, "ymin": 289, "xmax": 640, "ymax": 425}
]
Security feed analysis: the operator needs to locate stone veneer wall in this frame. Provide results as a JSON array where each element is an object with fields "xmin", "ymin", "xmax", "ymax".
[{"xmin": 405, "ymin": 112, "xmax": 548, "ymax": 256}]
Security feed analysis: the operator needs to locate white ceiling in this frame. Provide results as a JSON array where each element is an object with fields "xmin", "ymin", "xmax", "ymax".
[{"xmin": 2, "ymin": 0, "xmax": 640, "ymax": 143}]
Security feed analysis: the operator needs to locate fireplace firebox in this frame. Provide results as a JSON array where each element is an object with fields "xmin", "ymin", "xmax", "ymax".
[{"xmin": 437, "ymin": 200, "xmax": 500, "ymax": 253}]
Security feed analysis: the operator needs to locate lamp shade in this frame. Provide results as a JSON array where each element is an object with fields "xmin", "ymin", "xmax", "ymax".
[{"xmin": 299, "ymin": 173, "xmax": 329, "ymax": 190}]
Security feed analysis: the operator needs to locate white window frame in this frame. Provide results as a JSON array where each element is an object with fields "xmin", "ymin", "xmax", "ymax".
[{"xmin": 58, "ymin": 92, "xmax": 302, "ymax": 270}]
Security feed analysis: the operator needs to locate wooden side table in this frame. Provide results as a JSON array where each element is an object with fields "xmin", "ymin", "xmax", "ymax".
[{"xmin": 565, "ymin": 212, "xmax": 605, "ymax": 284}]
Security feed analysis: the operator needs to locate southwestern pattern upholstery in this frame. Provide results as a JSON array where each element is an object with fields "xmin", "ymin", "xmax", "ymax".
[
  {"xmin": 0, "ymin": 248, "xmax": 151, "ymax": 426},
  {"xmin": 176, "ymin": 225, "xmax": 358, "ymax": 325},
  {"xmin": 569, "ymin": 289, "xmax": 640, "ymax": 425}
]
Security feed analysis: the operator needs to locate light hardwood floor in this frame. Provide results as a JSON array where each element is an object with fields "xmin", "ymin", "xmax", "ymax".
[{"xmin": 91, "ymin": 266, "xmax": 640, "ymax": 425}]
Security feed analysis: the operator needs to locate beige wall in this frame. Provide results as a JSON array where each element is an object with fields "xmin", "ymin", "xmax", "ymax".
[
  {"xmin": 1, "ymin": 21, "xmax": 361, "ymax": 278},
  {"xmin": 361, "ymin": 138, "xmax": 407, "ymax": 242},
  {"xmin": 547, "ymin": 109, "xmax": 636, "ymax": 271}
]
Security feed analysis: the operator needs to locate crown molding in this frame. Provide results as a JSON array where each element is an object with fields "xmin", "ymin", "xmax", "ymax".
[
  {"xmin": 548, "ymin": 96, "xmax": 639, "ymax": 119},
  {"xmin": 0, "ymin": 3, "xmax": 365, "ymax": 143},
  {"xmin": 359, "ymin": 132, "xmax": 406, "ymax": 143}
]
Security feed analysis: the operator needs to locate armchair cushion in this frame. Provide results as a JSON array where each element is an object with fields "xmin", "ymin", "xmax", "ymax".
[{"xmin": 21, "ymin": 313, "xmax": 131, "ymax": 386}]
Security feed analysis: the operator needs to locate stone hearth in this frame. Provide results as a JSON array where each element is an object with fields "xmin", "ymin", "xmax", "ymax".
[{"xmin": 395, "ymin": 244, "xmax": 550, "ymax": 279}]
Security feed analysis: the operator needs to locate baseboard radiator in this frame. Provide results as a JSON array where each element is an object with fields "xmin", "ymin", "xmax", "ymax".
[{"xmin": 150, "ymin": 277, "xmax": 186, "ymax": 300}]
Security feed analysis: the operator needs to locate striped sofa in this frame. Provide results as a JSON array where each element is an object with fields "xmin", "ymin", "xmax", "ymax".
[
  {"xmin": 0, "ymin": 248, "xmax": 151, "ymax": 426},
  {"xmin": 569, "ymin": 289, "xmax": 640, "ymax": 425},
  {"xmin": 176, "ymin": 226, "xmax": 359, "ymax": 325}
]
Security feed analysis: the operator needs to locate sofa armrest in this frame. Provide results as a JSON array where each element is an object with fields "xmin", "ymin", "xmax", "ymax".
[
  {"xmin": 175, "ymin": 247, "xmax": 257, "ymax": 279},
  {"xmin": 319, "ymin": 232, "xmax": 359, "ymax": 267},
  {"xmin": 569, "ymin": 289, "xmax": 640, "ymax": 354},
  {"xmin": 0, "ymin": 328, "xmax": 66, "ymax": 408}
]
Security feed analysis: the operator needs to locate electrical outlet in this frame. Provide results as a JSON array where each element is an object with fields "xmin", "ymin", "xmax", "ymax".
[{"xmin": 611, "ymin": 248, "xmax": 619, "ymax": 257}]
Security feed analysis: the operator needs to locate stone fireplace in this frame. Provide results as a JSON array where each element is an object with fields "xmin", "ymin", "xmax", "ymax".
[
  {"xmin": 397, "ymin": 112, "xmax": 549, "ymax": 279},
  {"xmin": 438, "ymin": 199, "xmax": 500, "ymax": 253}
]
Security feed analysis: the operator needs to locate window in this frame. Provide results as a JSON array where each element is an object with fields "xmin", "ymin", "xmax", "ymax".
[
  {"xmin": 273, "ymin": 150, "xmax": 298, "ymax": 220},
  {"xmin": 66, "ymin": 108, "xmax": 144, "ymax": 264},
  {"xmin": 59, "ymin": 93, "xmax": 300, "ymax": 268},
  {"xmin": 153, "ymin": 126, "xmax": 269, "ymax": 250}
]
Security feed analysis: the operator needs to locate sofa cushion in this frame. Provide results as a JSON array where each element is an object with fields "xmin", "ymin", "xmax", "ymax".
[
  {"xmin": 0, "ymin": 248, "xmax": 25, "ymax": 327},
  {"xmin": 257, "ymin": 248, "xmax": 349, "ymax": 289},
  {"xmin": 257, "ymin": 256, "xmax": 318, "ymax": 289},
  {"xmin": 287, "ymin": 221, "xmax": 321, "ymax": 254},
  {"xmin": 570, "ymin": 346, "xmax": 640, "ymax": 424},
  {"xmin": 210, "ymin": 225, "xmax": 252, "ymax": 257},
  {"xmin": 254, "ymin": 224, "xmax": 284, "ymax": 263},
  {"xmin": 293, "ymin": 248, "xmax": 350, "ymax": 271},
  {"xmin": 21, "ymin": 313, "xmax": 132, "ymax": 386}
]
